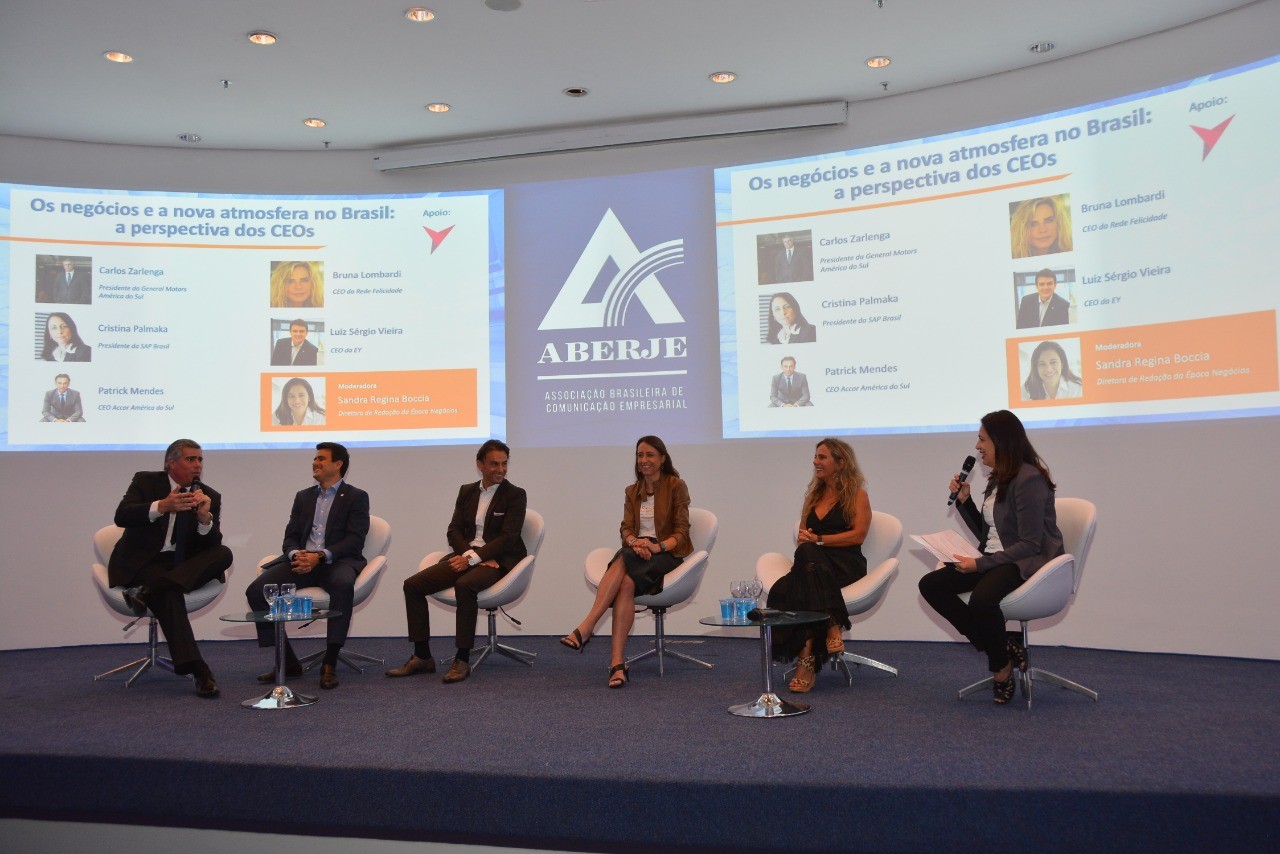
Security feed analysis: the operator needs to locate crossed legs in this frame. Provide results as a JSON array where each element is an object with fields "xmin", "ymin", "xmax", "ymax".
[{"xmin": 565, "ymin": 556, "xmax": 635, "ymax": 682}]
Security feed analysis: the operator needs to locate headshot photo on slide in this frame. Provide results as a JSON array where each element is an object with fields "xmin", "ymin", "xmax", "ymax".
[
  {"xmin": 761, "ymin": 292, "xmax": 817, "ymax": 346},
  {"xmin": 756, "ymin": 230, "xmax": 814, "ymax": 286},
  {"xmin": 1009, "ymin": 194, "xmax": 1073, "ymax": 259},
  {"xmin": 271, "ymin": 376, "xmax": 327, "ymax": 426},
  {"xmin": 1019, "ymin": 338, "xmax": 1084, "ymax": 402},
  {"xmin": 269, "ymin": 260, "xmax": 325, "ymax": 308}
]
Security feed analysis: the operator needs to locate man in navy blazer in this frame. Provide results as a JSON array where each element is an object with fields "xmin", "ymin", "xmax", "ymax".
[
  {"xmin": 270, "ymin": 320, "xmax": 320, "ymax": 366},
  {"xmin": 109, "ymin": 439, "xmax": 233, "ymax": 698},
  {"xmin": 246, "ymin": 441, "xmax": 369, "ymax": 690},
  {"xmin": 387, "ymin": 439, "xmax": 527, "ymax": 684},
  {"xmin": 1016, "ymin": 270, "xmax": 1071, "ymax": 329}
]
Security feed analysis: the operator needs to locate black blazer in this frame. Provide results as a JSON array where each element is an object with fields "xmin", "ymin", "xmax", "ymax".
[
  {"xmin": 282, "ymin": 480, "xmax": 370, "ymax": 568},
  {"xmin": 445, "ymin": 479, "xmax": 527, "ymax": 572},
  {"xmin": 957, "ymin": 463, "xmax": 1064, "ymax": 580},
  {"xmin": 271, "ymin": 337, "xmax": 319, "ymax": 366},
  {"xmin": 108, "ymin": 471, "xmax": 225, "ymax": 587}
]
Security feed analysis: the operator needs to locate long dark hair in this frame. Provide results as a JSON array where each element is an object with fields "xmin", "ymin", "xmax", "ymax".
[
  {"xmin": 633, "ymin": 435, "xmax": 680, "ymax": 483},
  {"xmin": 765, "ymin": 292, "xmax": 811, "ymax": 341},
  {"xmin": 981, "ymin": 409, "xmax": 1054, "ymax": 500},
  {"xmin": 41, "ymin": 312, "xmax": 89, "ymax": 360}
]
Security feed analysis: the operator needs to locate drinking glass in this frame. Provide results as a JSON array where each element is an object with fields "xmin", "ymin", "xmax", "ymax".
[
  {"xmin": 262, "ymin": 584, "xmax": 279, "ymax": 618},
  {"xmin": 729, "ymin": 580, "xmax": 746, "ymax": 599},
  {"xmin": 280, "ymin": 583, "xmax": 297, "ymax": 618},
  {"xmin": 746, "ymin": 579, "xmax": 763, "ymax": 602}
]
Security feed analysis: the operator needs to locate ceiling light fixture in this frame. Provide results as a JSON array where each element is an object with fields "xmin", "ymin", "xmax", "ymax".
[
  {"xmin": 247, "ymin": 31, "xmax": 278, "ymax": 46},
  {"xmin": 708, "ymin": 71, "xmax": 736, "ymax": 84},
  {"xmin": 102, "ymin": 51, "xmax": 134, "ymax": 63},
  {"xmin": 425, "ymin": 102, "xmax": 450, "ymax": 113},
  {"xmin": 866, "ymin": 56, "xmax": 891, "ymax": 68},
  {"xmin": 405, "ymin": 7, "xmax": 435, "ymax": 22},
  {"xmin": 177, "ymin": 133, "xmax": 202, "ymax": 143},
  {"xmin": 485, "ymin": 0, "xmax": 522, "ymax": 10},
  {"xmin": 303, "ymin": 118, "xmax": 326, "ymax": 128},
  {"xmin": 563, "ymin": 87, "xmax": 589, "ymax": 97},
  {"xmin": 1029, "ymin": 41, "xmax": 1055, "ymax": 54}
]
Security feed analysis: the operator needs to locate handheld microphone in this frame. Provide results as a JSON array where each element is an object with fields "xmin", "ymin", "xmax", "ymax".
[{"xmin": 947, "ymin": 456, "xmax": 976, "ymax": 506}]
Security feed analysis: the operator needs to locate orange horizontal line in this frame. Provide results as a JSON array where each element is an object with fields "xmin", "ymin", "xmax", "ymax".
[
  {"xmin": 715, "ymin": 173, "xmax": 1070, "ymax": 227},
  {"xmin": 0, "ymin": 235, "xmax": 326, "ymax": 250}
]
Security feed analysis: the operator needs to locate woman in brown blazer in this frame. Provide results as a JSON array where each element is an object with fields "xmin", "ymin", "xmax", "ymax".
[{"xmin": 562, "ymin": 435, "xmax": 692, "ymax": 687}]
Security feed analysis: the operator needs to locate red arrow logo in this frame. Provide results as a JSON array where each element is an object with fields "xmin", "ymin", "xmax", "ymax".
[
  {"xmin": 423, "ymin": 225, "xmax": 454, "ymax": 254},
  {"xmin": 1190, "ymin": 115, "xmax": 1234, "ymax": 161}
]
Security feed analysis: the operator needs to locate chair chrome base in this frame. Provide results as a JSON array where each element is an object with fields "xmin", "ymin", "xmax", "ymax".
[
  {"xmin": 625, "ymin": 608, "xmax": 713, "ymax": 676},
  {"xmin": 242, "ymin": 684, "xmax": 317, "ymax": 710},
  {"xmin": 958, "ymin": 667, "xmax": 1097, "ymax": 708},
  {"xmin": 730, "ymin": 692, "xmax": 810, "ymax": 718},
  {"xmin": 783, "ymin": 650, "xmax": 899, "ymax": 686},
  {"xmin": 472, "ymin": 609, "xmax": 537, "ymax": 670},
  {"xmin": 298, "ymin": 646, "xmax": 385, "ymax": 674},
  {"xmin": 93, "ymin": 617, "xmax": 178, "ymax": 687}
]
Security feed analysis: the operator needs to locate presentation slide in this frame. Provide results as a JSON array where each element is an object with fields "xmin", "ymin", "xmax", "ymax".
[
  {"xmin": 0, "ymin": 186, "xmax": 504, "ymax": 450},
  {"xmin": 714, "ymin": 56, "xmax": 1280, "ymax": 437}
]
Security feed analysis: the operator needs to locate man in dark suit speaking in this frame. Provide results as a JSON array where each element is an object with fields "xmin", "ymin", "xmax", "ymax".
[
  {"xmin": 41, "ymin": 373, "xmax": 85, "ymax": 421},
  {"xmin": 387, "ymin": 439, "xmax": 528, "ymax": 684},
  {"xmin": 270, "ymin": 319, "xmax": 320, "ymax": 366},
  {"xmin": 769, "ymin": 356, "xmax": 812, "ymax": 407},
  {"xmin": 246, "ymin": 442, "xmax": 369, "ymax": 690},
  {"xmin": 1016, "ymin": 269, "xmax": 1070, "ymax": 329},
  {"xmin": 109, "ymin": 439, "xmax": 233, "ymax": 698}
]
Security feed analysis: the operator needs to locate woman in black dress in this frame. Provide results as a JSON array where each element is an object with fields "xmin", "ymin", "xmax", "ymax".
[{"xmin": 766, "ymin": 437, "xmax": 871, "ymax": 692}]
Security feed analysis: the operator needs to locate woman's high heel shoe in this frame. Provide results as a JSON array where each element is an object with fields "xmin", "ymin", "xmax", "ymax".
[
  {"xmin": 993, "ymin": 672, "xmax": 1016, "ymax": 705},
  {"xmin": 825, "ymin": 625, "xmax": 845, "ymax": 654},
  {"xmin": 560, "ymin": 628, "xmax": 591, "ymax": 653},
  {"xmin": 788, "ymin": 655, "xmax": 816, "ymax": 693},
  {"xmin": 607, "ymin": 662, "xmax": 629, "ymax": 688},
  {"xmin": 1006, "ymin": 634, "xmax": 1028, "ymax": 672}
]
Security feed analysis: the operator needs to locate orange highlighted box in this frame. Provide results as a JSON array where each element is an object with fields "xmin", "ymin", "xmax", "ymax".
[
  {"xmin": 1008, "ymin": 310, "xmax": 1278, "ymax": 406},
  {"xmin": 261, "ymin": 369, "xmax": 478, "ymax": 431}
]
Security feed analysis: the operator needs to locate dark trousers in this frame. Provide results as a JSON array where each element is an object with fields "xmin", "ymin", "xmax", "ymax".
[
  {"xmin": 918, "ymin": 563, "xmax": 1024, "ymax": 672},
  {"xmin": 246, "ymin": 559, "xmax": 358, "ymax": 647},
  {"xmin": 127, "ymin": 545, "xmax": 233, "ymax": 673},
  {"xmin": 402, "ymin": 557, "xmax": 507, "ymax": 651}
]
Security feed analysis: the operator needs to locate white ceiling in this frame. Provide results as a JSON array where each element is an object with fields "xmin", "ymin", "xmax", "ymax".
[{"xmin": 0, "ymin": 0, "xmax": 1260, "ymax": 152}]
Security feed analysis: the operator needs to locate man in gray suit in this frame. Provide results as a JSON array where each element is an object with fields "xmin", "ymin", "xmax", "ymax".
[
  {"xmin": 769, "ymin": 356, "xmax": 812, "ymax": 407},
  {"xmin": 41, "ymin": 373, "xmax": 85, "ymax": 421}
]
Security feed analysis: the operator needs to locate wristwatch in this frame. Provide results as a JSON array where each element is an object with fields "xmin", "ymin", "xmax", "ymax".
[{"xmin": 817, "ymin": 536, "xmax": 824, "ymax": 546}]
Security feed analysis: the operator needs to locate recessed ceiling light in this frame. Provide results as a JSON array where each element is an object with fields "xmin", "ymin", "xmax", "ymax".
[
  {"xmin": 425, "ymin": 102, "xmax": 450, "ymax": 113},
  {"xmin": 405, "ymin": 7, "xmax": 435, "ymax": 22},
  {"xmin": 102, "ymin": 51, "xmax": 133, "ymax": 63},
  {"xmin": 1029, "ymin": 41, "xmax": 1055, "ymax": 54},
  {"xmin": 247, "ymin": 31, "xmax": 278, "ymax": 46},
  {"xmin": 563, "ymin": 87, "xmax": 589, "ymax": 98},
  {"xmin": 708, "ymin": 71, "xmax": 736, "ymax": 84},
  {"xmin": 177, "ymin": 133, "xmax": 202, "ymax": 143},
  {"xmin": 303, "ymin": 118, "xmax": 326, "ymax": 128},
  {"xmin": 865, "ymin": 56, "xmax": 891, "ymax": 68},
  {"xmin": 485, "ymin": 0, "xmax": 522, "ymax": 10}
]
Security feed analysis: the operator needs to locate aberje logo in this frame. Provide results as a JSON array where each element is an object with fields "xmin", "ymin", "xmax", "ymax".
[{"xmin": 538, "ymin": 208, "xmax": 685, "ymax": 331}]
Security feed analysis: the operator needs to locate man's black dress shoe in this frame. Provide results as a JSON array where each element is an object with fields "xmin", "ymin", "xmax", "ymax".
[
  {"xmin": 257, "ymin": 662, "xmax": 304, "ymax": 683},
  {"xmin": 122, "ymin": 586, "xmax": 149, "ymax": 617},
  {"xmin": 385, "ymin": 655, "xmax": 436, "ymax": 677},
  {"xmin": 320, "ymin": 663, "xmax": 340, "ymax": 690},
  {"xmin": 194, "ymin": 669, "xmax": 220, "ymax": 698}
]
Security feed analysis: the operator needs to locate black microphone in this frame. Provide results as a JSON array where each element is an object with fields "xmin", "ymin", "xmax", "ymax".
[{"xmin": 947, "ymin": 456, "xmax": 976, "ymax": 506}]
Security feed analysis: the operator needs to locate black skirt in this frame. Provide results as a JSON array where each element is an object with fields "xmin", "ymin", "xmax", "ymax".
[
  {"xmin": 612, "ymin": 540, "xmax": 683, "ymax": 597},
  {"xmin": 766, "ymin": 542, "xmax": 865, "ymax": 665}
]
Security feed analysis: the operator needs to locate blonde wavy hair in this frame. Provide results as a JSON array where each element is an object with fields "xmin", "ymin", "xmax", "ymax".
[
  {"xmin": 801, "ymin": 437, "xmax": 865, "ymax": 525},
  {"xmin": 269, "ymin": 260, "xmax": 325, "ymax": 308},
  {"xmin": 1009, "ymin": 196, "xmax": 1073, "ymax": 258}
]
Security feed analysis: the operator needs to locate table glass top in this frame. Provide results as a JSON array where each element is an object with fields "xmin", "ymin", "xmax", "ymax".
[
  {"xmin": 699, "ymin": 609, "xmax": 828, "ymax": 628},
  {"xmin": 220, "ymin": 610, "xmax": 341, "ymax": 624}
]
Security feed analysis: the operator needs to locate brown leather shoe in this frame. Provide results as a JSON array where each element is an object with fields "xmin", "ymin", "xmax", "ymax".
[
  {"xmin": 385, "ymin": 655, "xmax": 437, "ymax": 677},
  {"xmin": 320, "ymin": 663, "xmax": 340, "ymax": 690},
  {"xmin": 442, "ymin": 659, "xmax": 470, "ymax": 684}
]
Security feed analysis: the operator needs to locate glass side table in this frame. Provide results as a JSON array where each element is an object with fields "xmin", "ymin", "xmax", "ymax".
[
  {"xmin": 700, "ymin": 610, "xmax": 828, "ymax": 718},
  {"xmin": 220, "ymin": 610, "xmax": 342, "ymax": 710}
]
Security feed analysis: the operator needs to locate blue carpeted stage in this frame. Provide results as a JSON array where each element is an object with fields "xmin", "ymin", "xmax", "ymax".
[{"xmin": 1, "ymin": 636, "xmax": 1276, "ymax": 852}]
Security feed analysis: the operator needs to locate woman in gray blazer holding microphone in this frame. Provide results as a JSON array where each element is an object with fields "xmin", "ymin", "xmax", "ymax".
[{"xmin": 918, "ymin": 410, "xmax": 1063, "ymax": 704}]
